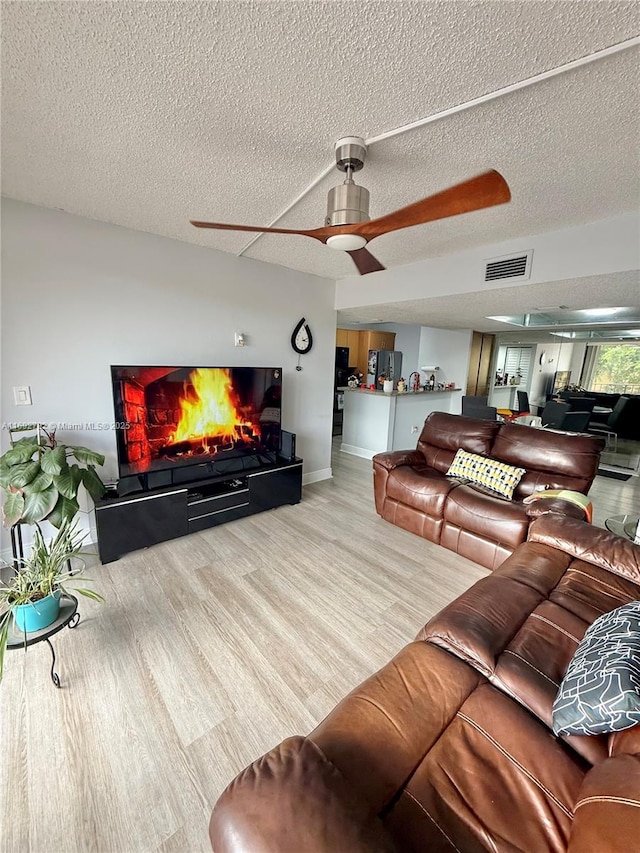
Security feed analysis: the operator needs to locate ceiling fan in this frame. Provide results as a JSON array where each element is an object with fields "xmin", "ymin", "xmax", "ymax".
[{"xmin": 190, "ymin": 137, "xmax": 511, "ymax": 275}]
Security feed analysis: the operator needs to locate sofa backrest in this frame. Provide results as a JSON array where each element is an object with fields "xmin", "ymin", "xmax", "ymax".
[
  {"xmin": 416, "ymin": 413, "xmax": 604, "ymax": 495},
  {"xmin": 491, "ymin": 423, "xmax": 605, "ymax": 498},
  {"xmin": 417, "ymin": 412, "xmax": 501, "ymax": 473}
]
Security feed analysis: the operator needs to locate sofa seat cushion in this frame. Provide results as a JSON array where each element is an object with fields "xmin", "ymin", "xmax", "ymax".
[
  {"xmin": 386, "ymin": 466, "xmax": 458, "ymax": 517},
  {"xmin": 443, "ymin": 483, "xmax": 530, "ymax": 548},
  {"xmin": 381, "ymin": 683, "xmax": 584, "ymax": 853}
]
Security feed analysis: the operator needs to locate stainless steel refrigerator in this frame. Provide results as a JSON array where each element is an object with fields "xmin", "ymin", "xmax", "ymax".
[{"xmin": 367, "ymin": 350, "xmax": 403, "ymax": 388}]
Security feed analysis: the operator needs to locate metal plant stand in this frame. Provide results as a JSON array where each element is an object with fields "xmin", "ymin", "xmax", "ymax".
[{"xmin": 7, "ymin": 595, "xmax": 80, "ymax": 688}]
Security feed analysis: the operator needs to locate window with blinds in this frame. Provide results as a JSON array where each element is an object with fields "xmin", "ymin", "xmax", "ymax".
[{"xmin": 504, "ymin": 347, "xmax": 533, "ymax": 385}]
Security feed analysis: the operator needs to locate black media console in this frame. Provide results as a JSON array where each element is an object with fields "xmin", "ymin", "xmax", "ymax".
[{"xmin": 94, "ymin": 457, "xmax": 303, "ymax": 563}]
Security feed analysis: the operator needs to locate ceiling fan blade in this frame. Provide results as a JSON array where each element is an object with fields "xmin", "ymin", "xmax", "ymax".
[
  {"xmin": 347, "ymin": 247, "xmax": 386, "ymax": 275},
  {"xmin": 190, "ymin": 170, "xmax": 510, "ymax": 252},
  {"xmin": 190, "ymin": 220, "xmax": 321, "ymax": 239},
  {"xmin": 353, "ymin": 170, "xmax": 511, "ymax": 241}
]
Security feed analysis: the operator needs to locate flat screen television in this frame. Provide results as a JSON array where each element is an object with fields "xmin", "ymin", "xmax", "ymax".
[{"xmin": 111, "ymin": 365, "xmax": 282, "ymax": 481}]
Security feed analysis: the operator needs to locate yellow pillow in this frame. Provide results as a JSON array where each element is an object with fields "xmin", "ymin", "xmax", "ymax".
[{"xmin": 446, "ymin": 449, "xmax": 526, "ymax": 500}]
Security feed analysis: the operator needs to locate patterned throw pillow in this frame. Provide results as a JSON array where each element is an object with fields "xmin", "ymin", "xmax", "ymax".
[
  {"xmin": 445, "ymin": 449, "xmax": 526, "ymax": 500},
  {"xmin": 552, "ymin": 600, "xmax": 640, "ymax": 736}
]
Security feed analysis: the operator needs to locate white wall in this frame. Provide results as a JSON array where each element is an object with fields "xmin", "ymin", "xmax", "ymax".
[
  {"xmin": 391, "ymin": 391, "xmax": 462, "ymax": 449},
  {"xmin": 418, "ymin": 327, "xmax": 472, "ymax": 405},
  {"xmin": 373, "ymin": 323, "xmax": 422, "ymax": 377},
  {"xmin": 1, "ymin": 199, "xmax": 337, "ymax": 506},
  {"xmin": 341, "ymin": 388, "xmax": 462, "ymax": 459},
  {"xmin": 336, "ymin": 212, "xmax": 640, "ymax": 309},
  {"xmin": 528, "ymin": 341, "xmax": 575, "ymax": 409}
]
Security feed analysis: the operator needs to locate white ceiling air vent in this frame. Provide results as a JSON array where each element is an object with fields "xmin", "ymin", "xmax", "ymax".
[{"xmin": 484, "ymin": 250, "xmax": 533, "ymax": 282}]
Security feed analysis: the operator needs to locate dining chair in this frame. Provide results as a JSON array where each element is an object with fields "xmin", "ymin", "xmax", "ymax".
[
  {"xmin": 541, "ymin": 400, "xmax": 570, "ymax": 429},
  {"xmin": 461, "ymin": 396, "xmax": 497, "ymax": 420},
  {"xmin": 567, "ymin": 396, "xmax": 596, "ymax": 414},
  {"xmin": 559, "ymin": 410, "xmax": 592, "ymax": 433},
  {"xmin": 587, "ymin": 396, "xmax": 631, "ymax": 452},
  {"xmin": 516, "ymin": 390, "xmax": 530, "ymax": 415}
]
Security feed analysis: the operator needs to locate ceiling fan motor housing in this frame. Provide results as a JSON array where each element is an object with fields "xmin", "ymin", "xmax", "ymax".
[
  {"xmin": 325, "ymin": 182, "xmax": 370, "ymax": 226},
  {"xmin": 325, "ymin": 136, "xmax": 371, "ymax": 227}
]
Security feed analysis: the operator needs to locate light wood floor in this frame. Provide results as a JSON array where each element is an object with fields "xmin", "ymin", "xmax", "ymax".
[{"xmin": 2, "ymin": 442, "xmax": 639, "ymax": 853}]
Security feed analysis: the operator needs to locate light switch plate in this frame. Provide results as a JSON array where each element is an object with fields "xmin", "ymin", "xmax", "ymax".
[{"xmin": 13, "ymin": 385, "xmax": 32, "ymax": 406}]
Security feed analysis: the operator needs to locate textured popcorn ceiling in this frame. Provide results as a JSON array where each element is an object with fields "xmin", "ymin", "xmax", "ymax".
[
  {"xmin": 2, "ymin": 1, "xmax": 639, "ymax": 293},
  {"xmin": 337, "ymin": 270, "xmax": 640, "ymax": 338}
]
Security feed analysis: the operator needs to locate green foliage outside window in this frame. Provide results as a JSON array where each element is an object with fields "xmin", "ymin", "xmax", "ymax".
[{"xmin": 591, "ymin": 345, "xmax": 640, "ymax": 392}]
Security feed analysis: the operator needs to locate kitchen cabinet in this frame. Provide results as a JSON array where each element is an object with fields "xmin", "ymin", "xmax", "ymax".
[
  {"xmin": 336, "ymin": 328, "xmax": 396, "ymax": 381},
  {"xmin": 335, "ymin": 329, "xmax": 362, "ymax": 369},
  {"xmin": 335, "ymin": 328, "xmax": 349, "ymax": 348}
]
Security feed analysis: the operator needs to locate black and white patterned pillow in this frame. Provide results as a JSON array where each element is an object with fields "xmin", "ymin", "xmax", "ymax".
[{"xmin": 552, "ymin": 600, "xmax": 640, "ymax": 736}]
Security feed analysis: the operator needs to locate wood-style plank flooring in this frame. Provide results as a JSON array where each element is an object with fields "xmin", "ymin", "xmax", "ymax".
[{"xmin": 2, "ymin": 440, "xmax": 639, "ymax": 853}]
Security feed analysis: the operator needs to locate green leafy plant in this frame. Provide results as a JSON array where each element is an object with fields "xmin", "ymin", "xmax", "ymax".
[
  {"xmin": 0, "ymin": 518, "xmax": 105, "ymax": 681},
  {"xmin": 0, "ymin": 427, "xmax": 106, "ymax": 528}
]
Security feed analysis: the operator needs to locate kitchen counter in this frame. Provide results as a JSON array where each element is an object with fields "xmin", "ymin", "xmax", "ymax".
[
  {"xmin": 345, "ymin": 387, "xmax": 461, "ymax": 396},
  {"xmin": 341, "ymin": 387, "xmax": 462, "ymax": 459}
]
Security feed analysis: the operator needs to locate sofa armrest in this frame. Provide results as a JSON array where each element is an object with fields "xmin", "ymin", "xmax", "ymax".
[
  {"xmin": 210, "ymin": 736, "xmax": 397, "ymax": 853},
  {"xmin": 568, "ymin": 753, "xmax": 640, "ymax": 852},
  {"xmin": 524, "ymin": 500, "xmax": 587, "ymax": 521},
  {"xmin": 372, "ymin": 449, "xmax": 424, "ymax": 471}
]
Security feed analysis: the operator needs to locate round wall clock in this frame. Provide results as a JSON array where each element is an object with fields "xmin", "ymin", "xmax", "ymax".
[{"xmin": 291, "ymin": 318, "xmax": 313, "ymax": 354}]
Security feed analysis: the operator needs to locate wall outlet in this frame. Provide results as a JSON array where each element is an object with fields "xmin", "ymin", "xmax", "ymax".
[
  {"xmin": 13, "ymin": 385, "xmax": 32, "ymax": 405},
  {"xmin": 234, "ymin": 332, "xmax": 246, "ymax": 347},
  {"xmin": 411, "ymin": 425, "xmax": 419, "ymax": 433}
]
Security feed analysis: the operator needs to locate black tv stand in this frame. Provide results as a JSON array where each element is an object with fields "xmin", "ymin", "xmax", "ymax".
[{"xmin": 95, "ymin": 456, "xmax": 302, "ymax": 563}]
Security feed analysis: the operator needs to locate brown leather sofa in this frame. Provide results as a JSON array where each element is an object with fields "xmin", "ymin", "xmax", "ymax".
[
  {"xmin": 373, "ymin": 411, "xmax": 604, "ymax": 569},
  {"xmin": 210, "ymin": 515, "xmax": 640, "ymax": 852}
]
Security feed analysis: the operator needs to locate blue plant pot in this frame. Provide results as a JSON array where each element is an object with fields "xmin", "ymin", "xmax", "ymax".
[{"xmin": 13, "ymin": 590, "xmax": 61, "ymax": 632}]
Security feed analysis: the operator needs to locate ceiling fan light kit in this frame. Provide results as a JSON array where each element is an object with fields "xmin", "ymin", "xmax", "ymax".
[
  {"xmin": 326, "ymin": 234, "xmax": 367, "ymax": 251},
  {"xmin": 190, "ymin": 134, "xmax": 511, "ymax": 276}
]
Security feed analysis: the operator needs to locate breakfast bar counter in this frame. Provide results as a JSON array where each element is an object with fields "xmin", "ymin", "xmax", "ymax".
[{"xmin": 340, "ymin": 387, "xmax": 462, "ymax": 458}]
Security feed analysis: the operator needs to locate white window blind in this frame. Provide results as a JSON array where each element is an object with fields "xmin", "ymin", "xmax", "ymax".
[{"xmin": 504, "ymin": 347, "xmax": 533, "ymax": 385}]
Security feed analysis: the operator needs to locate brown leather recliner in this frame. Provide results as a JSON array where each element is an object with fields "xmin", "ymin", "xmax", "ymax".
[
  {"xmin": 209, "ymin": 515, "xmax": 640, "ymax": 852},
  {"xmin": 373, "ymin": 411, "xmax": 605, "ymax": 569}
]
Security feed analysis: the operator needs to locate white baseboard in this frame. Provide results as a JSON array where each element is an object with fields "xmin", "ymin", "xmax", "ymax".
[
  {"xmin": 302, "ymin": 467, "xmax": 332, "ymax": 485},
  {"xmin": 339, "ymin": 444, "xmax": 376, "ymax": 460}
]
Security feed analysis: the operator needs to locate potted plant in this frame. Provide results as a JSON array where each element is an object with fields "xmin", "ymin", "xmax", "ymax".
[
  {"xmin": 0, "ymin": 518, "xmax": 105, "ymax": 681},
  {"xmin": 0, "ymin": 426, "xmax": 106, "ymax": 529}
]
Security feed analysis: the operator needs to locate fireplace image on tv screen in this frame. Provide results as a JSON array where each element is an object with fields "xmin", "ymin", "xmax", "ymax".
[{"xmin": 111, "ymin": 366, "xmax": 282, "ymax": 478}]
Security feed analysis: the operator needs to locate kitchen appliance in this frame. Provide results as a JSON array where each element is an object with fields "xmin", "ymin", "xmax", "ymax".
[
  {"xmin": 335, "ymin": 346, "xmax": 349, "ymax": 370},
  {"xmin": 367, "ymin": 350, "xmax": 403, "ymax": 388}
]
